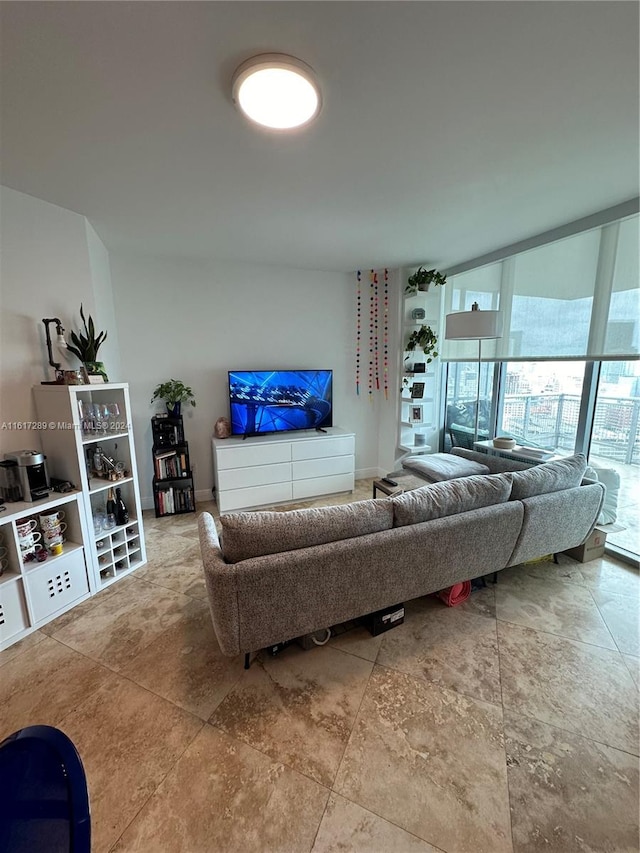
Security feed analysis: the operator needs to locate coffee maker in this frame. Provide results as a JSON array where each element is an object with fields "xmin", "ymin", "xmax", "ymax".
[{"xmin": 4, "ymin": 451, "xmax": 50, "ymax": 501}]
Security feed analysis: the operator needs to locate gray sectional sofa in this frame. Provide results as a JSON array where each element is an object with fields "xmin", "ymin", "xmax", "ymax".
[{"xmin": 198, "ymin": 453, "xmax": 604, "ymax": 660}]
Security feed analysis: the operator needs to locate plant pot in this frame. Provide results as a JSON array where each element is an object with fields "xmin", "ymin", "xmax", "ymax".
[
  {"xmin": 417, "ymin": 282, "xmax": 430, "ymax": 293},
  {"xmin": 167, "ymin": 402, "xmax": 182, "ymax": 418},
  {"xmin": 83, "ymin": 362, "xmax": 109, "ymax": 382}
]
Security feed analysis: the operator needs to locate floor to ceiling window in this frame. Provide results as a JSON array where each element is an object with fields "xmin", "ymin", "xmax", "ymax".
[{"xmin": 441, "ymin": 204, "xmax": 639, "ymax": 563}]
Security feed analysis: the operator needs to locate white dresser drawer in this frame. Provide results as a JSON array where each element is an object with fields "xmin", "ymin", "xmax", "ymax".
[
  {"xmin": 218, "ymin": 462, "xmax": 291, "ymax": 491},
  {"xmin": 292, "ymin": 455, "xmax": 354, "ymax": 481},
  {"xmin": 291, "ymin": 435, "xmax": 354, "ymax": 461},
  {"xmin": 220, "ymin": 481, "xmax": 293, "ymax": 513},
  {"xmin": 25, "ymin": 548, "xmax": 89, "ymax": 624},
  {"xmin": 293, "ymin": 472, "xmax": 355, "ymax": 500},
  {"xmin": 0, "ymin": 578, "xmax": 29, "ymax": 645},
  {"xmin": 216, "ymin": 442, "xmax": 291, "ymax": 470}
]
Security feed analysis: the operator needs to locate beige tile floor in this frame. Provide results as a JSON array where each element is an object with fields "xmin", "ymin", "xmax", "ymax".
[{"xmin": 1, "ymin": 478, "xmax": 639, "ymax": 853}]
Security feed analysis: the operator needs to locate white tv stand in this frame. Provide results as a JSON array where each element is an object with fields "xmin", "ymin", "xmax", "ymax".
[{"xmin": 212, "ymin": 428, "xmax": 355, "ymax": 512}]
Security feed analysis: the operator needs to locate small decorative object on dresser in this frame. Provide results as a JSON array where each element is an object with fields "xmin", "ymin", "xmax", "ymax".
[{"xmin": 214, "ymin": 417, "xmax": 232, "ymax": 439}]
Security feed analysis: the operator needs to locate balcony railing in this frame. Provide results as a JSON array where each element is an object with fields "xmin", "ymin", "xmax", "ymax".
[{"xmin": 501, "ymin": 394, "xmax": 640, "ymax": 465}]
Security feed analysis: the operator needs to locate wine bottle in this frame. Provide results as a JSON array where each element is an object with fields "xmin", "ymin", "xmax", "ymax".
[
  {"xmin": 115, "ymin": 487, "xmax": 129, "ymax": 525},
  {"xmin": 106, "ymin": 487, "xmax": 116, "ymax": 519}
]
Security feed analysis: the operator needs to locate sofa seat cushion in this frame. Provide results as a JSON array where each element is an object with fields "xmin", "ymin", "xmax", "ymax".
[
  {"xmin": 402, "ymin": 452, "xmax": 490, "ymax": 482},
  {"xmin": 391, "ymin": 473, "xmax": 512, "ymax": 527},
  {"xmin": 220, "ymin": 498, "xmax": 394, "ymax": 563},
  {"xmin": 508, "ymin": 454, "xmax": 587, "ymax": 501}
]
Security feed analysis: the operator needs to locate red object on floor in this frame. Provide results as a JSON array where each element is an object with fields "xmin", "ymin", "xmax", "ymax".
[{"xmin": 437, "ymin": 581, "xmax": 471, "ymax": 606}]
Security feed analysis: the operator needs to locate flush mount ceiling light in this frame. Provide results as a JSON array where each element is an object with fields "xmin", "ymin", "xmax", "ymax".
[{"xmin": 231, "ymin": 53, "xmax": 322, "ymax": 130}]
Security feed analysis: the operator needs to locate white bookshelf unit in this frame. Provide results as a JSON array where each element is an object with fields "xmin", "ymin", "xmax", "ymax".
[
  {"xmin": 213, "ymin": 428, "xmax": 355, "ymax": 512},
  {"xmin": 398, "ymin": 283, "xmax": 443, "ymax": 458},
  {"xmin": 0, "ymin": 491, "xmax": 90, "ymax": 650},
  {"xmin": 33, "ymin": 382, "xmax": 147, "ymax": 593}
]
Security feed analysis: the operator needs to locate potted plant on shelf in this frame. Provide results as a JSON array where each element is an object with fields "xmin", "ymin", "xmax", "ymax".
[
  {"xmin": 150, "ymin": 379, "xmax": 196, "ymax": 417},
  {"xmin": 66, "ymin": 304, "xmax": 109, "ymax": 381},
  {"xmin": 405, "ymin": 266, "xmax": 447, "ymax": 295},
  {"xmin": 405, "ymin": 325, "xmax": 438, "ymax": 364}
]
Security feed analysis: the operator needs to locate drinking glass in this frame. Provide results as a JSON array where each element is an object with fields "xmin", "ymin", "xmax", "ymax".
[
  {"xmin": 93, "ymin": 509, "xmax": 106, "ymax": 534},
  {"xmin": 104, "ymin": 513, "xmax": 117, "ymax": 530},
  {"xmin": 106, "ymin": 402, "xmax": 121, "ymax": 432}
]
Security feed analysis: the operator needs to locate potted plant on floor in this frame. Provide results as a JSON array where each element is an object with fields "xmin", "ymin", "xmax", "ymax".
[
  {"xmin": 66, "ymin": 304, "xmax": 109, "ymax": 381},
  {"xmin": 405, "ymin": 267, "xmax": 447, "ymax": 295},
  {"xmin": 150, "ymin": 379, "xmax": 196, "ymax": 417}
]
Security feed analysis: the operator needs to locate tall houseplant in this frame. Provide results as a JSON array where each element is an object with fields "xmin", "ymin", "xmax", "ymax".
[
  {"xmin": 66, "ymin": 304, "xmax": 109, "ymax": 381},
  {"xmin": 405, "ymin": 266, "xmax": 447, "ymax": 295},
  {"xmin": 151, "ymin": 379, "xmax": 196, "ymax": 417}
]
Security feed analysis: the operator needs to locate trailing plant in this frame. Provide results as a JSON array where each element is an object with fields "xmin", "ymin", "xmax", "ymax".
[
  {"xmin": 405, "ymin": 325, "xmax": 438, "ymax": 362},
  {"xmin": 66, "ymin": 304, "xmax": 108, "ymax": 362},
  {"xmin": 150, "ymin": 379, "xmax": 196, "ymax": 408},
  {"xmin": 405, "ymin": 266, "xmax": 447, "ymax": 295}
]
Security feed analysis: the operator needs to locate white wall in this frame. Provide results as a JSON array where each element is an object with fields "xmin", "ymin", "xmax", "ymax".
[
  {"xmin": 0, "ymin": 187, "xmax": 115, "ymax": 456},
  {"xmin": 110, "ymin": 253, "xmax": 396, "ymax": 505},
  {"xmin": 85, "ymin": 219, "xmax": 122, "ymax": 381},
  {"xmin": 0, "ymin": 186, "xmax": 400, "ymax": 503}
]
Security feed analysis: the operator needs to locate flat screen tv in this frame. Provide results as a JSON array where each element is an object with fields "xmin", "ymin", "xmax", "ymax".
[{"xmin": 228, "ymin": 370, "xmax": 333, "ymax": 437}]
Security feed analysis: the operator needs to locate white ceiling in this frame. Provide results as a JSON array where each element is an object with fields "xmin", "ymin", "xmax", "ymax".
[{"xmin": 1, "ymin": 1, "xmax": 638, "ymax": 273}]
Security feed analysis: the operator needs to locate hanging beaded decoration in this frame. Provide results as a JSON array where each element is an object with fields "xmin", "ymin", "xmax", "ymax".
[
  {"xmin": 382, "ymin": 268, "xmax": 389, "ymax": 398},
  {"xmin": 368, "ymin": 270, "xmax": 375, "ymax": 398},
  {"xmin": 356, "ymin": 270, "xmax": 362, "ymax": 394},
  {"xmin": 373, "ymin": 270, "xmax": 380, "ymax": 391}
]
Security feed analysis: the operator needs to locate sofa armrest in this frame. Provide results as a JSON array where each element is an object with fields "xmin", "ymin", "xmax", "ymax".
[{"xmin": 198, "ymin": 512, "xmax": 241, "ymax": 656}]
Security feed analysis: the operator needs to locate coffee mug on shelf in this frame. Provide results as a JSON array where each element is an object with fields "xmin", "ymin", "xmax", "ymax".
[
  {"xmin": 39, "ymin": 510, "xmax": 66, "ymax": 529},
  {"xmin": 0, "ymin": 545, "xmax": 7, "ymax": 559},
  {"xmin": 19, "ymin": 531, "xmax": 42, "ymax": 549},
  {"xmin": 48, "ymin": 542, "xmax": 64, "ymax": 557},
  {"xmin": 16, "ymin": 518, "xmax": 38, "ymax": 536},
  {"xmin": 43, "ymin": 522, "xmax": 67, "ymax": 539},
  {"xmin": 0, "ymin": 555, "xmax": 8, "ymax": 576}
]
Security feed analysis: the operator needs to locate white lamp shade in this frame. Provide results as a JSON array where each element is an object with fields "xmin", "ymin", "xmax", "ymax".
[{"xmin": 445, "ymin": 309, "xmax": 503, "ymax": 340}]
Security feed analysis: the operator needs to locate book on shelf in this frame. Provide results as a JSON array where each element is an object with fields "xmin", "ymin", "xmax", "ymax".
[
  {"xmin": 156, "ymin": 483, "xmax": 194, "ymax": 515},
  {"xmin": 154, "ymin": 450, "xmax": 190, "ymax": 480}
]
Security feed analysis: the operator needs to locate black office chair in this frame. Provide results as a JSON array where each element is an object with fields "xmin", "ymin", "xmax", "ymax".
[{"xmin": 0, "ymin": 725, "xmax": 91, "ymax": 853}]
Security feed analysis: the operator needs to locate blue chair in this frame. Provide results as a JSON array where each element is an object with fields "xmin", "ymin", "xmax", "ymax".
[{"xmin": 0, "ymin": 725, "xmax": 90, "ymax": 853}]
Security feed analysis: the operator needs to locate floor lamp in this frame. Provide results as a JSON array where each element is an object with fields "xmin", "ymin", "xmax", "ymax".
[{"xmin": 445, "ymin": 302, "xmax": 503, "ymax": 445}]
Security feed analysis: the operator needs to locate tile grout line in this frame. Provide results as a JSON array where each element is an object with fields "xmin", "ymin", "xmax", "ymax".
[{"xmin": 496, "ymin": 605, "xmax": 518, "ymax": 853}]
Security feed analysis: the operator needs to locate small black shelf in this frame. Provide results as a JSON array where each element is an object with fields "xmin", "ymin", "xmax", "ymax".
[
  {"xmin": 151, "ymin": 415, "xmax": 185, "ymax": 448},
  {"xmin": 151, "ymin": 415, "xmax": 195, "ymax": 517}
]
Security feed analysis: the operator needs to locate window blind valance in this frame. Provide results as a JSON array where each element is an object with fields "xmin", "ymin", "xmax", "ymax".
[{"xmin": 441, "ymin": 212, "xmax": 639, "ymax": 362}]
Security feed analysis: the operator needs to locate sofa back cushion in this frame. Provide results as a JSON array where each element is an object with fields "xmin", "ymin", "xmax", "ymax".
[
  {"xmin": 391, "ymin": 473, "xmax": 512, "ymax": 527},
  {"xmin": 508, "ymin": 454, "xmax": 587, "ymax": 501},
  {"xmin": 220, "ymin": 498, "xmax": 394, "ymax": 563}
]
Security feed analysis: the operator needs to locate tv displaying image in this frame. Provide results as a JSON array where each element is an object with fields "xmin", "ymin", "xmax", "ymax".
[{"xmin": 228, "ymin": 370, "xmax": 333, "ymax": 437}]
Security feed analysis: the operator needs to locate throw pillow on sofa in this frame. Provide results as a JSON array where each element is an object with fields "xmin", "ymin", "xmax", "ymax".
[
  {"xmin": 220, "ymin": 498, "xmax": 394, "ymax": 563},
  {"xmin": 507, "ymin": 454, "xmax": 587, "ymax": 501},
  {"xmin": 391, "ymin": 473, "xmax": 512, "ymax": 527}
]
